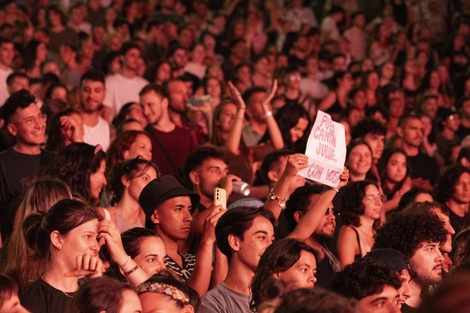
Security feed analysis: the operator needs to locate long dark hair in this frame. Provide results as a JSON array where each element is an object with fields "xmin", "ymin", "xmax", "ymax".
[
  {"xmin": 23, "ymin": 199, "xmax": 102, "ymax": 262},
  {"xmin": 47, "ymin": 143, "xmax": 106, "ymax": 203},
  {"xmin": 251, "ymin": 238, "xmax": 319, "ymax": 310},
  {"xmin": 377, "ymin": 148, "xmax": 409, "ymax": 199},
  {"xmin": 260, "ymin": 103, "xmax": 311, "ymax": 152}
]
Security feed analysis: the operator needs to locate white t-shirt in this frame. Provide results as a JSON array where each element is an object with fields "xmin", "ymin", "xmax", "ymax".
[
  {"xmin": 0, "ymin": 67, "xmax": 13, "ymax": 107},
  {"xmin": 83, "ymin": 116, "xmax": 111, "ymax": 151},
  {"xmin": 103, "ymin": 73, "xmax": 148, "ymax": 118}
]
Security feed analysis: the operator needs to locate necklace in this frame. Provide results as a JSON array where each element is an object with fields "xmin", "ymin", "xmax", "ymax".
[
  {"xmin": 355, "ymin": 227, "xmax": 374, "ymax": 239},
  {"xmin": 42, "ymin": 276, "xmax": 75, "ymax": 298}
]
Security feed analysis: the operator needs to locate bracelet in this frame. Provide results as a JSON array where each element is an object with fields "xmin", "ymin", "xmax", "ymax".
[
  {"xmin": 119, "ymin": 255, "xmax": 131, "ymax": 268},
  {"xmin": 268, "ymin": 189, "xmax": 287, "ymax": 209},
  {"xmin": 125, "ymin": 264, "xmax": 140, "ymax": 276},
  {"xmin": 263, "ymin": 111, "xmax": 273, "ymax": 118}
]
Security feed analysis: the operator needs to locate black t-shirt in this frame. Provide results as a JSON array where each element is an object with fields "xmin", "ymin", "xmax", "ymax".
[
  {"xmin": 0, "ymin": 148, "xmax": 54, "ymax": 241},
  {"xmin": 20, "ymin": 278, "xmax": 74, "ymax": 313},
  {"xmin": 407, "ymin": 153, "xmax": 440, "ymax": 185}
]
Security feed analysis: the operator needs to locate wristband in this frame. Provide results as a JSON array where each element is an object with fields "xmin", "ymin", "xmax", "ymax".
[
  {"xmin": 263, "ymin": 111, "xmax": 273, "ymax": 118},
  {"xmin": 125, "ymin": 265, "xmax": 140, "ymax": 276}
]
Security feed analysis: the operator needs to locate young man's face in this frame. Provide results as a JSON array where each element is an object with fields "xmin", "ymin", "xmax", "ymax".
[
  {"xmin": 409, "ymin": 241, "xmax": 444, "ymax": 286},
  {"xmin": 364, "ymin": 133, "xmax": 385, "ymax": 162},
  {"xmin": 233, "ymin": 216, "xmax": 274, "ymax": 272},
  {"xmin": 0, "ymin": 42, "xmax": 14, "ymax": 67},
  {"xmin": 80, "ymin": 79, "xmax": 106, "ymax": 113},
  {"xmin": 397, "ymin": 269, "xmax": 411, "ymax": 309},
  {"xmin": 399, "ymin": 118, "xmax": 424, "ymax": 148},
  {"xmin": 191, "ymin": 157, "xmax": 228, "ymax": 200},
  {"xmin": 310, "ymin": 194, "xmax": 336, "ymax": 238},
  {"xmin": 452, "ymin": 172, "xmax": 470, "ymax": 205},
  {"xmin": 7, "ymin": 103, "xmax": 46, "ymax": 147},
  {"xmin": 167, "ymin": 80, "xmax": 188, "ymax": 114},
  {"xmin": 152, "ymin": 196, "xmax": 193, "ymax": 241},
  {"xmin": 140, "ymin": 90, "xmax": 167, "ymax": 126},
  {"xmin": 359, "ymin": 284, "xmax": 400, "ymax": 313}
]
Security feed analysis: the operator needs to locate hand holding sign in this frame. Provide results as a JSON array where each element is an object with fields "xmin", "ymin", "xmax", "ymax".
[{"xmin": 298, "ymin": 111, "xmax": 347, "ymax": 188}]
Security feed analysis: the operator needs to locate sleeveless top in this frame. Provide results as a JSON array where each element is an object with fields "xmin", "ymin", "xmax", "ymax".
[
  {"xmin": 103, "ymin": 207, "xmax": 143, "ymax": 233},
  {"xmin": 348, "ymin": 226, "xmax": 371, "ymax": 261}
]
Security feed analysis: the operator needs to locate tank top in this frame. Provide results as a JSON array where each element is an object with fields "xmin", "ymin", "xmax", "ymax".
[{"xmin": 103, "ymin": 207, "xmax": 143, "ymax": 233}]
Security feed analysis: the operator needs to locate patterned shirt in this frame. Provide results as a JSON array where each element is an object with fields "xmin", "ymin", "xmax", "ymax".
[{"xmin": 164, "ymin": 253, "xmax": 197, "ymax": 281}]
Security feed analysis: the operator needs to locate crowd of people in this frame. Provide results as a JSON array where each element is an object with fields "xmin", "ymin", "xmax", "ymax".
[{"xmin": 0, "ymin": 0, "xmax": 469, "ymax": 312}]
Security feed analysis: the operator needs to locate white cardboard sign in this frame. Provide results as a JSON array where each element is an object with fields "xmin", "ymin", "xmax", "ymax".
[{"xmin": 298, "ymin": 110, "xmax": 346, "ymax": 188}]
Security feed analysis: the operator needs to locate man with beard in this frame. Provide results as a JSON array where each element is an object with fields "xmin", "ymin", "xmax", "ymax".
[
  {"xmin": 284, "ymin": 184, "xmax": 342, "ymax": 288},
  {"xmin": 434, "ymin": 165, "xmax": 470, "ymax": 233},
  {"xmin": 374, "ymin": 210, "xmax": 447, "ymax": 312},
  {"xmin": 396, "ymin": 114, "xmax": 439, "ymax": 190},
  {"xmin": 79, "ymin": 69, "xmax": 110, "ymax": 150}
]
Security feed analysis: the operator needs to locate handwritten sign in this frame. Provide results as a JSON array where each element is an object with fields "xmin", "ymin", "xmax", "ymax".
[{"xmin": 298, "ymin": 110, "xmax": 346, "ymax": 188}]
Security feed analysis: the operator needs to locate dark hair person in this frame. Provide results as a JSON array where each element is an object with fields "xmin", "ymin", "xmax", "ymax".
[
  {"xmin": 251, "ymin": 238, "xmax": 319, "ymax": 310},
  {"xmin": 3, "ymin": 178, "xmax": 72, "ymax": 291},
  {"xmin": 46, "ymin": 142, "xmax": 107, "ymax": 205},
  {"xmin": 100, "ymin": 158, "xmax": 158, "ymax": 233},
  {"xmin": 69, "ymin": 277, "xmax": 141, "ymax": 313}
]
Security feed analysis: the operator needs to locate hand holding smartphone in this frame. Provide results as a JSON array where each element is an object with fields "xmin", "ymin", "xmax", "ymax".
[{"xmin": 214, "ymin": 187, "xmax": 227, "ymax": 209}]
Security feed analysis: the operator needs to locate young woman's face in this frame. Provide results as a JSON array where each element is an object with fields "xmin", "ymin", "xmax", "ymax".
[
  {"xmin": 367, "ymin": 72, "xmax": 379, "ymax": 90},
  {"xmin": 290, "ymin": 117, "xmax": 308, "ymax": 143},
  {"xmin": 133, "ymin": 236, "xmax": 167, "ymax": 276},
  {"xmin": 89, "ymin": 160, "xmax": 107, "ymax": 201},
  {"xmin": 127, "ymin": 165, "xmax": 157, "ymax": 202},
  {"xmin": 124, "ymin": 134, "xmax": 152, "ymax": 161},
  {"xmin": 362, "ymin": 184, "xmax": 383, "ymax": 220},
  {"xmin": 206, "ymin": 78, "xmax": 221, "ymax": 98},
  {"xmin": 60, "ymin": 219, "xmax": 100, "ymax": 270},
  {"xmin": 385, "ymin": 152, "xmax": 407, "ymax": 183},
  {"xmin": 217, "ymin": 103, "xmax": 237, "ymax": 132},
  {"xmin": 420, "ymin": 116, "xmax": 432, "ymax": 136},
  {"xmin": 347, "ymin": 144, "xmax": 372, "ymax": 176},
  {"xmin": 276, "ymin": 250, "xmax": 317, "ymax": 291},
  {"xmin": 429, "ymin": 71, "xmax": 441, "ymax": 89},
  {"xmin": 156, "ymin": 63, "xmax": 171, "ymax": 84}
]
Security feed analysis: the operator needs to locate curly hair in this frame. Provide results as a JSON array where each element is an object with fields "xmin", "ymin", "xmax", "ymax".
[
  {"xmin": 340, "ymin": 180, "xmax": 379, "ymax": 227},
  {"xmin": 434, "ymin": 165, "xmax": 470, "ymax": 204},
  {"xmin": 377, "ymin": 148, "xmax": 410, "ymax": 199},
  {"xmin": 374, "ymin": 211, "xmax": 447, "ymax": 259},
  {"xmin": 45, "ymin": 108, "xmax": 78, "ymax": 152},
  {"xmin": 46, "ymin": 142, "xmax": 106, "ymax": 203},
  {"xmin": 331, "ymin": 257, "xmax": 401, "ymax": 300},
  {"xmin": 251, "ymin": 238, "xmax": 319, "ymax": 310}
]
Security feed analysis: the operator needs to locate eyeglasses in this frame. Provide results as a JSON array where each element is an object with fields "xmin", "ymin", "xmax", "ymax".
[
  {"xmin": 364, "ymin": 194, "xmax": 387, "ymax": 202},
  {"xmin": 11, "ymin": 113, "xmax": 47, "ymax": 126},
  {"xmin": 289, "ymin": 75, "xmax": 301, "ymax": 81}
]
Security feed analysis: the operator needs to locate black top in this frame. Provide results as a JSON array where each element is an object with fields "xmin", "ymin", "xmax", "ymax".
[
  {"xmin": 20, "ymin": 278, "xmax": 74, "ymax": 313},
  {"xmin": 0, "ymin": 148, "xmax": 54, "ymax": 241}
]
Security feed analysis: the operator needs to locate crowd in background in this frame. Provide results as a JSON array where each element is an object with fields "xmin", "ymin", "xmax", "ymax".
[{"xmin": 0, "ymin": 0, "xmax": 470, "ymax": 312}]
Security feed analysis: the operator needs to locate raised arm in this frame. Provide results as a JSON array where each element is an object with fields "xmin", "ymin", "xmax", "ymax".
[
  {"xmin": 225, "ymin": 81, "xmax": 246, "ymax": 155},
  {"xmin": 188, "ymin": 205, "xmax": 225, "ymax": 296},
  {"xmin": 264, "ymin": 153, "xmax": 309, "ymax": 220},
  {"xmin": 288, "ymin": 168, "xmax": 349, "ymax": 240},
  {"xmin": 317, "ymin": 91, "xmax": 336, "ymax": 112}
]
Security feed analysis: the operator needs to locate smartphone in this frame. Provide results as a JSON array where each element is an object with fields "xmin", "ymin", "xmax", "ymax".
[
  {"xmin": 186, "ymin": 95, "xmax": 212, "ymax": 107},
  {"xmin": 214, "ymin": 187, "xmax": 227, "ymax": 209}
]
